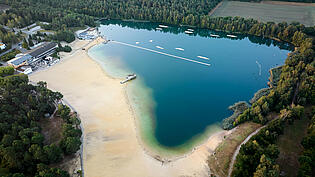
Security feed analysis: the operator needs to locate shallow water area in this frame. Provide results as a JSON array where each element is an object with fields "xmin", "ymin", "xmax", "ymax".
[{"xmin": 88, "ymin": 20, "xmax": 291, "ymax": 155}]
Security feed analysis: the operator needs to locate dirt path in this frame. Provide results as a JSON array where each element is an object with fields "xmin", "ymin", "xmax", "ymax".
[
  {"xmin": 208, "ymin": 1, "xmax": 224, "ymax": 16},
  {"xmin": 227, "ymin": 125, "xmax": 267, "ymax": 177}
]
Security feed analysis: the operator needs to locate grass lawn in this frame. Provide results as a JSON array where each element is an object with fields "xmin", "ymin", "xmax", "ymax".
[
  {"xmin": 276, "ymin": 107, "xmax": 311, "ymax": 177},
  {"xmin": 211, "ymin": 1, "xmax": 315, "ymax": 27},
  {"xmin": 208, "ymin": 122, "xmax": 261, "ymax": 177}
]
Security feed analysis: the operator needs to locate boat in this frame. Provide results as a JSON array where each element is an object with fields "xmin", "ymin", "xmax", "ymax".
[
  {"xmin": 156, "ymin": 46, "xmax": 164, "ymax": 49},
  {"xmin": 175, "ymin": 48, "xmax": 184, "ymax": 51},
  {"xmin": 197, "ymin": 56, "xmax": 209, "ymax": 60},
  {"xmin": 120, "ymin": 74, "xmax": 137, "ymax": 84},
  {"xmin": 210, "ymin": 34, "xmax": 220, "ymax": 37},
  {"xmin": 159, "ymin": 25, "xmax": 168, "ymax": 28},
  {"xmin": 135, "ymin": 42, "xmax": 140, "ymax": 44},
  {"xmin": 187, "ymin": 29, "xmax": 194, "ymax": 32},
  {"xmin": 227, "ymin": 34, "xmax": 237, "ymax": 38},
  {"xmin": 185, "ymin": 31, "xmax": 193, "ymax": 34},
  {"xmin": 156, "ymin": 27, "xmax": 163, "ymax": 30},
  {"xmin": 149, "ymin": 40, "xmax": 153, "ymax": 42}
]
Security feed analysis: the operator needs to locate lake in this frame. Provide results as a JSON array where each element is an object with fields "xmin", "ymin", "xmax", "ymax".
[{"xmin": 88, "ymin": 20, "xmax": 291, "ymax": 152}]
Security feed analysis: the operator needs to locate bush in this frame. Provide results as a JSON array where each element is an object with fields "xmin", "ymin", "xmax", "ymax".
[
  {"xmin": 0, "ymin": 66, "xmax": 14, "ymax": 77},
  {"xmin": 52, "ymin": 31, "xmax": 75, "ymax": 43}
]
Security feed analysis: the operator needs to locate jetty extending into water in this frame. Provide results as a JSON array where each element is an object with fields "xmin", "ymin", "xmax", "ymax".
[
  {"xmin": 120, "ymin": 74, "xmax": 137, "ymax": 84},
  {"xmin": 110, "ymin": 40, "xmax": 211, "ymax": 66}
]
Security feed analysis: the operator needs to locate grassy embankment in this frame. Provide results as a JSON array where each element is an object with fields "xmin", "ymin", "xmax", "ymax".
[{"xmin": 207, "ymin": 122, "xmax": 261, "ymax": 177}]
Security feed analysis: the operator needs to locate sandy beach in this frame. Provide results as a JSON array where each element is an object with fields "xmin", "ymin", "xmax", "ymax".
[{"xmin": 30, "ymin": 37, "xmax": 229, "ymax": 177}]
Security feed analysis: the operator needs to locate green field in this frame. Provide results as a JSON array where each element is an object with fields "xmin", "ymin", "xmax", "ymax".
[{"xmin": 211, "ymin": 1, "xmax": 315, "ymax": 26}]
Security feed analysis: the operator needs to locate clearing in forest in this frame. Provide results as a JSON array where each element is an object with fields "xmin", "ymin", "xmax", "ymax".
[{"xmin": 211, "ymin": 1, "xmax": 315, "ymax": 26}]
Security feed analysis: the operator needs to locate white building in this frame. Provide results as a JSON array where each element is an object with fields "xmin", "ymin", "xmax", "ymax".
[{"xmin": 0, "ymin": 42, "xmax": 6, "ymax": 50}]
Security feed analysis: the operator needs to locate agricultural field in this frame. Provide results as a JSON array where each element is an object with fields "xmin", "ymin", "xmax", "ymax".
[{"xmin": 211, "ymin": 1, "xmax": 315, "ymax": 26}]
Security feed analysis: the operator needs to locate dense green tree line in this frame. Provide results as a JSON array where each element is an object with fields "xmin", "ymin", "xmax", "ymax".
[
  {"xmin": 0, "ymin": 0, "xmax": 220, "ymax": 28},
  {"xmin": 0, "ymin": 73, "xmax": 81, "ymax": 176},
  {"xmin": 0, "ymin": 0, "xmax": 95, "ymax": 29}
]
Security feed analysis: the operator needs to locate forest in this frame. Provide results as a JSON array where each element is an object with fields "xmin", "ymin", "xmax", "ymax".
[{"xmin": 0, "ymin": 70, "xmax": 82, "ymax": 177}]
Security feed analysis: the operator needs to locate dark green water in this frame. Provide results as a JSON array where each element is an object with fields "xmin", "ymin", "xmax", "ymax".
[{"xmin": 89, "ymin": 20, "xmax": 291, "ymax": 148}]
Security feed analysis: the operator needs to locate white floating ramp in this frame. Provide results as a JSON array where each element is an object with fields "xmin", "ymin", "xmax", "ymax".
[
  {"xmin": 159, "ymin": 25, "xmax": 168, "ymax": 28},
  {"xmin": 156, "ymin": 46, "xmax": 164, "ymax": 50},
  {"xmin": 175, "ymin": 48, "xmax": 184, "ymax": 51},
  {"xmin": 111, "ymin": 40, "xmax": 210, "ymax": 66},
  {"xmin": 210, "ymin": 34, "xmax": 220, "ymax": 37},
  {"xmin": 227, "ymin": 34, "xmax": 237, "ymax": 38},
  {"xmin": 197, "ymin": 56, "xmax": 209, "ymax": 60},
  {"xmin": 185, "ymin": 31, "xmax": 193, "ymax": 34}
]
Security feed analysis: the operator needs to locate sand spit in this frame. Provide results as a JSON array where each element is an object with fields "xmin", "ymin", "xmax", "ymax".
[{"xmin": 30, "ymin": 37, "xmax": 228, "ymax": 177}]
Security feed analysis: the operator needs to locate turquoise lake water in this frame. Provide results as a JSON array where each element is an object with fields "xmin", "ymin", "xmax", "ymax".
[{"xmin": 89, "ymin": 20, "xmax": 291, "ymax": 151}]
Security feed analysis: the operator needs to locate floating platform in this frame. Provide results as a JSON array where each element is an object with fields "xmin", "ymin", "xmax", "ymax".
[
  {"xmin": 156, "ymin": 46, "xmax": 164, "ymax": 49},
  {"xmin": 175, "ymin": 48, "xmax": 184, "ymax": 51},
  {"xmin": 197, "ymin": 56, "xmax": 209, "ymax": 60},
  {"xmin": 227, "ymin": 34, "xmax": 237, "ymax": 38},
  {"xmin": 210, "ymin": 34, "xmax": 220, "ymax": 37},
  {"xmin": 120, "ymin": 74, "xmax": 137, "ymax": 84},
  {"xmin": 159, "ymin": 25, "xmax": 168, "ymax": 28}
]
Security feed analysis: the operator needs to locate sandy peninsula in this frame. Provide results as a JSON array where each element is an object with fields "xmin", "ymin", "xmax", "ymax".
[{"xmin": 30, "ymin": 37, "xmax": 229, "ymax": 177}]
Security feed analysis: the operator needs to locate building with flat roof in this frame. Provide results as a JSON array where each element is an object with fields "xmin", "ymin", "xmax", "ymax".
[
  {"xmin": 7, "ymin": 42, "xmax": 57, "ymax": 68},
  {"xmin": 7, "ymin": 54, "xmax": 33, "ymax": 68},
  {"xmin": 29, "ymin": 42, "xmax": 57, "ymax": 60}
]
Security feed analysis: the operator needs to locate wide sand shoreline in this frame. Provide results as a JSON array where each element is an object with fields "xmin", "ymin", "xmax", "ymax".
[{"xmin": 30, "ymin": 37, "xmax": 229, "ymax": 177}]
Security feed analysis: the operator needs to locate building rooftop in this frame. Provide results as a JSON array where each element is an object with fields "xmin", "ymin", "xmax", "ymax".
[
  {"xmin": 10, "ymin": 54, "xmax": 32, "ymax": 66},
  {"xmin": 29, "ymin": 42, "xmax": 57, "ymax": 58}
]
